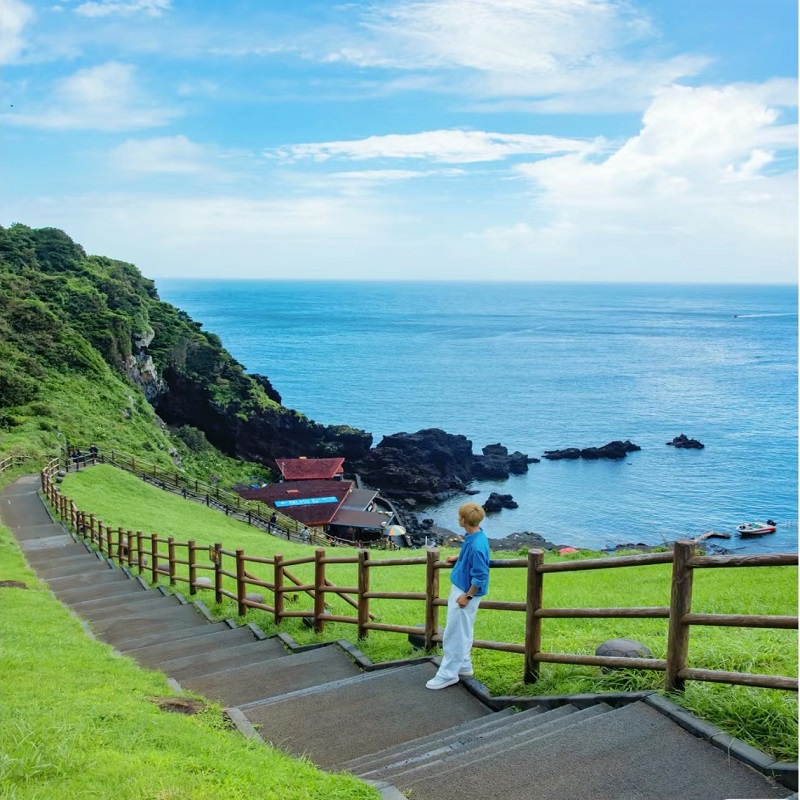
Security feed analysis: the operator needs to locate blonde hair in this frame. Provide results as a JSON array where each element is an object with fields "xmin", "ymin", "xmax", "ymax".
[{"xmin": 458, "ymin": 501, "xmax": 486, "ymax": 528}]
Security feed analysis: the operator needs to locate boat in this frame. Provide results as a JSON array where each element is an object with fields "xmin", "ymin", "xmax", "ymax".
[{"xmin": 736, "ymin": 521, "xmax": 777, "ymax": 537}]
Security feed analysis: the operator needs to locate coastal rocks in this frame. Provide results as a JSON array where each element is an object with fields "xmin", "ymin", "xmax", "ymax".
[
  {"xmin": 543, "ymin": 440, "xmax": 641, "ymax": 461},
  {"xmin": 352, "ymin": 429, "xmax": 537, "ymax": 503},
  {"xmin": 472, "ymin": 443, "xmax": 539, "ymax": 479},
  {"xmin": 490, "ymin": 530, "xmax": 561, "ymax": 552},
  {"xmin": 353, "ymin": 429, "xmax": 474, "ymax": 503},
  {"xmin": 482, "ymin": 492, "xmax": 518, "ymax": 513},
  {"xmin": 666, "ymin": 433, "xmax": 704, "ymax": 449}
]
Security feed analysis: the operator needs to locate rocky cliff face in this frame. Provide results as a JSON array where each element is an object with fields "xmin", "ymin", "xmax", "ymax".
[{"xmin": 154, "ymin": 367, "xmax": 373, "ymax": 464}]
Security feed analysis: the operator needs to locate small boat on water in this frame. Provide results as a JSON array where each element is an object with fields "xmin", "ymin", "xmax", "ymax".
[{"xmin": 736, "ymin": 521, "xmax": 777, "ymax": 537}]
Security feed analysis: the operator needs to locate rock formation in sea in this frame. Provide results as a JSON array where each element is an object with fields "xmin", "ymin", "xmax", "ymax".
[
  {"xmin": 351, "ymin": 429, "xmax": 537, "ymax": 504},
  {"xmin": 542, "ymin": 440, "xmax": 641, "ymax": 460},
  {"xmin": 482, "ymin": 492, "xmax": 519, "ymax": 513},
  {"xmin": 666, "ymin": 434, "xmax": 705, "ymax": 449}
]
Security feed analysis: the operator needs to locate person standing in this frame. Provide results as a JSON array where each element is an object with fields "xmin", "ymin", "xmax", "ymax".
[
  {"xmin": 426, "ymin": 502, "xmax": 490, "ymax": 690},
  {"xmin": 269, "ymin": 511, "xmax": 278, "ymax": 533}
]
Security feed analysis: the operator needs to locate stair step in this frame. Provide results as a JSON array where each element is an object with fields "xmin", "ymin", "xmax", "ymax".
[
  {"xmin": 125, "ymin": 626, "xmax": 264, "ymax": 668},
  {"xmin": 47, "ymin": 562, "xmax": 131, "ymax": 592},
  {"xmin": 395, "ymin": 702, "xmax": 791, "ymax": 800},
  {"xmin": 156, "ymin": 638, "xmax": 289, "ymax": 680},
  {"xmin": 115, "ymin": 620, "xmax": 236, "ymax": 652},
  {"xmin": 48, "ymin": 569, "xmax": 129, "ymax": 592},
  {"xmin": 90, "ymin": 603, "xmax": 210, "ymax": 646},
  {"xmin": 30, "ymin": 553, "xmax": 107, "ymax": 577},
  {"xmin": 184, "ymin": 643, "xmax": 362, "ymax": 708},
  {"xmin": 70, "ymin": 590, "xmax": 174, "ymax": 621},
  {"xmin": 240, "ymin": 662, "xmax": 492, "ymax": 770},
  {"xmin": 341, "ymin": 707, "xmax": 520, "ymax": 774},
  {"xmin": 354, "ymin": 706, "xmax": 552, "ymax": 778},
  {"xmin": 23, "ymin": 541, "xmax": 90, "ymax": 561},
  {"xmin": 381, "ymin": 704, "xmax": 611, "ymax": 786},
  {"xmin": 56, "ymin": 579, "xmax": 150, "ymax": 606}
]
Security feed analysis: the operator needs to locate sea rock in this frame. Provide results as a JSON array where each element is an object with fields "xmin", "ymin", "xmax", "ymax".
[
  {"xmin": 543, "ymin": 440, "xmax": 640, "ymax": 461},
  {"xmin": 353, "ymin": 428, "xmax": 474, "ymax": 503},
  {"xmin": 353, "ymin": 429, "xmax": 537, "ymax": 502},
  {"xmin": 490, "ymin": 530, "xmax": 561, "ymax": 552},
  {"xmin": 666, "ymin": 433, "xmax": 704, "ymax": 449},
  {"xmin": 482, "ymin": 492, "xmax": 518, "ymax": 513}
]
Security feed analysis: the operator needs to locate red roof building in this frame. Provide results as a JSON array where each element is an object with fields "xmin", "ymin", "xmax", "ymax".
[
  {"xmin": 275, "ymin": 457, "xmax": 345, "ymax": 481},
  {"xmin": 240, "ymin": 479, "xmax": 353, "ymax": 526}
]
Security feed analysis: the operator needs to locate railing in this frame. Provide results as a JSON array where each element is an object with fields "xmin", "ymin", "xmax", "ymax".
[
  {"xmin": 0, "ymin": 455, "xmax": 33, "ymax": 476},
  {"xmin": 65, "ymin": 449, "xmax": 389, "ymax": 549},
  {"xmin": 41, "ymin": 460, "xmax": 798, "ymax": 693}
]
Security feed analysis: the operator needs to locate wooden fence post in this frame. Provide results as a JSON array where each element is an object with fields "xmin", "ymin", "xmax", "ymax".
[
  {"xmin": 314, "ymin": 548, "xmax": 326, "ymax": 633},
  {"xmin": 126, "ymin": 531, "xmax": 133, "ymax": 568},
  {"xmin": 136, "ymin": 531, "xmax": 144, "ymax": 574},
  {"xmin": 424, "ymin": 548, "xmax": 440, "ymax": 651},
  {"xmin": 89, "ymin": 514, "xmax": 96, "ymax": 545},
  {"xmin": 168, "ymin": 537, "xmax": 177, "ymax": 586},
  {"xmin": 666, "ymin": 540, "xmax": 695, "ymax": 693},
  {"xmin": 236, "ymin": 549, "xmax": 247, "ymax": 616},
  {"xmin": 188, "ymin": 540, "xmax": 197, "ymax": 595},
  {"xmin": 274, "ymin": 554, "xmax": 284, "ymax": 625},
  {"xmin": 151, "ymin": 534, "xmax": 158, "ymax": 583},
  {"xmin": 524, "ymin": 548, "xmax": 544, "ymax": 684},
  {"xmin": 357, "ymin": 549, "xmax": 370, "ymax": 640},
  {"xmin": 214, "ymin": 543, "xmax": 223, "ymax": 605},
  {"xmin": 117, "ymin": 527, "xmax": 125, "ymax": 563}
]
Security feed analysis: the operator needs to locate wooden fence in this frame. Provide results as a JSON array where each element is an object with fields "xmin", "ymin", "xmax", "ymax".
[
  {"xmin": 41, "ymin": 458, "xmax": 798, "ymax": 693},
  {"xmin": 65, "ymin": 449, "xmax": 391, "ymax": 549}
]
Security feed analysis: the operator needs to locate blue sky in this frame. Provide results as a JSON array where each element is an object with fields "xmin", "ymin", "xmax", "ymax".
[{"xmin": 1, "ymin": 0, "xmax": 797, "ymax": 282}]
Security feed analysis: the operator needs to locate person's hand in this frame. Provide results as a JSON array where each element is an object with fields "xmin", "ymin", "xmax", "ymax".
[
  {"xmin": 456, "ymin": 593, "xmax": 472, "ymax": 608},
  {"xmin": 445, "ymin": 555, "xmax": 458, "ymax": 564}
]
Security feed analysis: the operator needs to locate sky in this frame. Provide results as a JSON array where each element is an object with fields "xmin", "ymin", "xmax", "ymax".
[{"xmin": 0, "ymin": 0, "xmax": 797, "ymax": 282}]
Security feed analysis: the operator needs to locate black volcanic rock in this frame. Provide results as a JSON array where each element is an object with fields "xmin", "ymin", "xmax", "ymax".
[
  {"xmin": 352, "ymin": 428, "xmax": 474, "ymax": 502},
  {"xmin": 352, "ymin": 429, "xmax": 537, "ymax": 502},
  {"xmin": 667, "ymin": 434, "xmax": 705, "ymax": 449},
  {"xmin": 482, "ymin": 492, "xmax": 518, "ymax": 513},
  {"xmin": 544, "ymin": 440, "xmax": 640, "ymax": 461},
  {"xmin": 542, "ymin": 447, "xmax": 581, "ymax": 460}
]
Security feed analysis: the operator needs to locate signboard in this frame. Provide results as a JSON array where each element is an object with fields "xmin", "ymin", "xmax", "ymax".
[{"xmin": 275, "ymin": 496, "xmax": 338, "ymax": 508}]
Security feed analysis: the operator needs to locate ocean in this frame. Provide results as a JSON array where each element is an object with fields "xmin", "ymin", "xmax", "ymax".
[{"xmin": 157, "ymin": 280, "xmax": 798, "ymax": 554}]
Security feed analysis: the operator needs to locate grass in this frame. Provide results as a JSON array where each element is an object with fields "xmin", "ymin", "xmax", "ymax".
[{"xmin": 58, "ymin": 464, "xmax": 799, "ymax": 761}]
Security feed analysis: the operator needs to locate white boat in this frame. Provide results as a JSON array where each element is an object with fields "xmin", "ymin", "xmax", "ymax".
[{"xmin": 736, "ymin": 521, "xmax": 776, "ymax": 537}]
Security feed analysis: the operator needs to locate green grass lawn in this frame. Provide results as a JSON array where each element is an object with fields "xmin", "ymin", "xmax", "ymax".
[{"xmin": 53, "ymin": 465, "xmax": 800, "ymax": 761}]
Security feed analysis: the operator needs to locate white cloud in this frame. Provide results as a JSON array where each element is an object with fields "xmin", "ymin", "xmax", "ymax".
[
  {"xmin": 274, "ymin": 129, "xmax": 597, "ymax": 163},
  {"xmin": 74, "ymin": 0, "xmax": 170, "ymax": 17},
  {"xmin": 0, "ymin": 0, "xmax": 34, "ymax": 64},
  {"xmin": 3, "ymin": 62, "xmax": 177, "ymax": 130},
  {"xmin": 111, "ymin": 136, "xmax": 211, "ymax": 175},
  {"xmin": 478, "ymin": 82, "xmax": 798, "ymax": 281},
  {"xmin": 319, "ymin": 0, "xmax": 708, "ymax": 109}
]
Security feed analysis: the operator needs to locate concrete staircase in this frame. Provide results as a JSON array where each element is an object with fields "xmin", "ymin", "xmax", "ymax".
[{"xmin": 3, "ymin": 474, "xmax": 795, "ymax": 800}]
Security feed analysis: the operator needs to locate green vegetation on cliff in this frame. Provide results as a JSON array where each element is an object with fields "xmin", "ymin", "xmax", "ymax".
[{"xmin": 0, "ymin": 224, "xmax": 290, "ymax": 485}]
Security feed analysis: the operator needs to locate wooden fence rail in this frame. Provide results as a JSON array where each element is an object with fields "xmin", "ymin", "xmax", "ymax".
[{"xmin": 39, "ymin": 459, "xmax": 799, "ymax": 694}]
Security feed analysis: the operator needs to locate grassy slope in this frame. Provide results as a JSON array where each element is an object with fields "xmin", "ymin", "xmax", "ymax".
[
  {"xmin": 0, "ymin": 478, "xmax": 378, "ymax": 799},
  {"xmin": 59, "ymin": 465, "xmax": 799, "ymax": 761}
]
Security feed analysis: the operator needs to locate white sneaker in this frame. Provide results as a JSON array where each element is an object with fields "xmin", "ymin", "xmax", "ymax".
[
  {"xmin": 426, "ymin": 675, "xmax": 459, "ymax": 690},
  {"xmin": 458, "ymin": 669, "xmax": 474, "ymax": 677}
]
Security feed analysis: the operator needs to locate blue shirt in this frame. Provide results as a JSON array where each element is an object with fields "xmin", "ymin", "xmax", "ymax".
[{"xmin": 450, "ymin": 528, "xmax": 490, "ymax": 597}]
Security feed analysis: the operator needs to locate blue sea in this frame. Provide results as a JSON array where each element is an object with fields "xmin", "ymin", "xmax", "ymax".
[{"xmin": 157, "ymin": 281, "xmax": 798, "ymax": 554}]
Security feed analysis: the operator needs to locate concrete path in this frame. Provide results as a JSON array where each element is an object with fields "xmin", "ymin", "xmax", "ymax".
[{"xmin": 2, "ymin": 474, "xmax": 794, "ymax": 800}]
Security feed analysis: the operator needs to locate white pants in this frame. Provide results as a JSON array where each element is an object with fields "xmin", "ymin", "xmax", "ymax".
[{"xmin": 434, "ymin": 583, "xmax": 481, "ymax": 681}]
